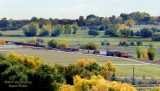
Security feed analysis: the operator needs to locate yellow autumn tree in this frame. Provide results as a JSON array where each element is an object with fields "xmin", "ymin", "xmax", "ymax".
[
  {"xmin": 33, "ymin": 37, "xmax": 36, "ymax": 43},
  {"xmin": 144, "ymin": 48, "xmax": 148, "ymax": 59},
  {"xmin": 87, "ymin": 59, "xmax": 96, "ymax": 63},
  {"xmin": 7, "ymin": 52, "xmax": 44, "ymax": 71},
  {"xmin": 63, "ymin": 39, "xmax": 68, "ymax": 48},
  {"xmin": 0, "ymin": 39, "xmax": 6, "ymax": 45},
  {"xmin": 77, "ymin": 59, "xmax": 86, "ymax": 67},
  {"xmin": 62, "ymin": 75, "xmax": 137, "ymax": 91}
]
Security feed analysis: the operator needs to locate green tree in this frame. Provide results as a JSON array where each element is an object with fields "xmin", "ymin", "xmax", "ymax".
[
  {"xmin": 148, "ymin": 47, "xmax": 156, "ymax": 60},
  {"xmin": 48, "ymin": 39, "xmax": 59, "ymax": 48},
  {"xmin": 72, "ymin": 23, "xmax": 79, "ymax": 34},
  {"xmin": 31, "ymin": 65, "xmax": 64, "ymax": 91},
  {"xmin": 104, "ymin": 28, "xmax": 117, "ymax": 37},
  {"xmin": 39, "ymin": 25, "xmax": 51, "ymax": 36},
  {"xmin": 22, "ymin": 22, "xmax": 39, "ymax": 36},
  {"xmin": 119, "ymin": 26, "xmax": 130, "ymax": 37},
  {"xmin": 136, "ymin": 46, "xmax": 141, "ymax": 58},
  {"xmin": 140, "ymin": 28, "xmax": 153, "ymax": 37},
  {"xmin": 64, "ymin": 24, "xmax": 73, "ymax": 34},
  {"xmin": 51, "ymin": 24, "xmax": 64, "ymax": 37},
  {"xmin": 101, "ymin": 17, "xmax": 110, "ymax": 27}
]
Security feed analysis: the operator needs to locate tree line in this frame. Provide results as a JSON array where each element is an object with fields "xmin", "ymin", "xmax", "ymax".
[{"xmin": 1, "ymin": 11, "xmax": 160, "ymax": 31}]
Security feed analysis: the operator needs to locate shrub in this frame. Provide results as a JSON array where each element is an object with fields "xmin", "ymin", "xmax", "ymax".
[
  {"xmin": 130, "ymin": 41, "xmax": 135, "ymax": 46},
  {"xmin": 88, "ymin": 30, "xmax": 99, "ymax": 37},
  {"xmin": 36, "ymin": 38, "xmax": 44, "ymax": 43},
  {"xmin": 48, "ymin": 39, "xmax": 59, "ymax": 48},
  {"xmin": 101, "ymin": 41, "xmax": 105, "ymax": 46},
  {"xmin": 63, "ymin": 39, "xmax": 68, "ymax": 48},
  {"xmin": 148, "ymin": 47, "xmax": 156, "ymax": 60},
  {"xmin": 137, "ymin": 40, "xmax": 142, "ymax": 46},
  {"xmin": 106, "ymin": 42, "xmax": 110, "ymax": 45},
  {"xmin": 33, "ymin": 37, "xmax": 36, "ymax": 43},
  {"xmin": 83, "ymin": 42, "xmax": 98, "ymax": 50},
  {"xmin": 119, "ymin": 41, "xmax": 129, "ymax": 47},
  {"xmin": 0, "ymin": 40, "xmax": 6, "ymax": 45},
  {"xmin": 136, "ymin": 46, "xmax": 141, "ymax": 58}
]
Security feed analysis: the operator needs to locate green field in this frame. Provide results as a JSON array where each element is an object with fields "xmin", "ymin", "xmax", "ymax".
[
  {"xmin": 0, "ymin": 29, "xmax": 160, "ymax": 59},
  {"xmin": 1, "ymin": 47, "xmax": 160, "ymax": 77}
]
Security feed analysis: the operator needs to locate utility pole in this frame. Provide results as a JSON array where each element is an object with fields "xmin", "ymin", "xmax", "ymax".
[{"xmin": 133, "ymin": 66, "xmax": 135, "ymax": 85}]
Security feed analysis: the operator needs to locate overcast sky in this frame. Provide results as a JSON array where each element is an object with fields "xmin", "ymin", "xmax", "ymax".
[{"xmin": 0, "ymin": 0, "xmax": 160, "ymax": 20}]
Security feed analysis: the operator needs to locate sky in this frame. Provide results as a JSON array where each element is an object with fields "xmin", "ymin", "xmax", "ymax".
[{"xmin": 0, "ymin": 0, "xmax": 160, "ymax": 20}]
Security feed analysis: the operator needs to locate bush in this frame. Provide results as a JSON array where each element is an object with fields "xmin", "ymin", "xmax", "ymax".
[
  {"xmin": 83, "ymin": 42, "xmax": 98, "ymax": 50},
  {"xmin": 88, "ymin": 30, "xmax": 99, "ymax": 37},
  {"xmin": 0, "ymin": 40, "xmax": 6, "ymax": 45},
  {"xmin": 130, "ymin": 41, "xmax": 135, "ymax": 46},
  {"xmin": 48, "ymin": 39, "xmax": 59, "ymax": 48},
  {"xmin": 104, "ymin": 28, "xmax": 117, "ymax": 37},
  {"xmin": 101, "ymin": 41, "xmax": 105, "ymax": 46},
  {"xmin": 106, "ymin": 42, "xmax": 110, "ymax": 45},
  {"xmin": 36, "ymin": 38, "xmax": 44, "ymax": 43},
  {"xmin": 136, "ymin": 46, "xmax": 141, "ymax": 58},
  {"xmin": 119, "ymin": 41, "xmax": 129, "ymax": 47},
  {"xmin": 148, "ymin": 47, "xmax": 156, "ymax": 60},
  {"xmin": 137, "ymin": 40, "xmax": 142, "ymax": 46},
  {"xmin": 140, "ymin": 28, "xmax": 153, "ymax": 37}
]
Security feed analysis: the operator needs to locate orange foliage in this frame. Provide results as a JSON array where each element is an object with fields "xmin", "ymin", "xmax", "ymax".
[{"xmin": 0, "ymin": 40, "xmax": 6, "ymax": 45}]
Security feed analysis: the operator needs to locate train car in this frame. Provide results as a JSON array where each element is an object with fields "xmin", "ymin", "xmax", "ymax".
[
  {"xmin": 100, "ymin": 51, "xmax": 107, "ymax": 55},
  {"xmin": 106, "ymin": 51, "xmax": 114, "ymax": 56},
  {"xmin": 93, "ymin": 50, "xmax": 100, "ymax": 54},
  {"xmin": 120, "ymin": 53, "xmax": 129, "ymax": 58}
]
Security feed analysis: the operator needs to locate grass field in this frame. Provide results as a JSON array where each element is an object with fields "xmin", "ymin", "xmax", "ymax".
[
  {"xmin": 1, "ymin": 29, "xmax": 160, "ymax": 60},
  {"xmin": 1, "ymin": 47, "xmax": 160, "ymax": 77}
]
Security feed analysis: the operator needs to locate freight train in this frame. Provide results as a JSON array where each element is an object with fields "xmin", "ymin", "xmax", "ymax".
[{"xmin": 5, "ymin": 41, "xmax": 129, "ymax": 58}]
